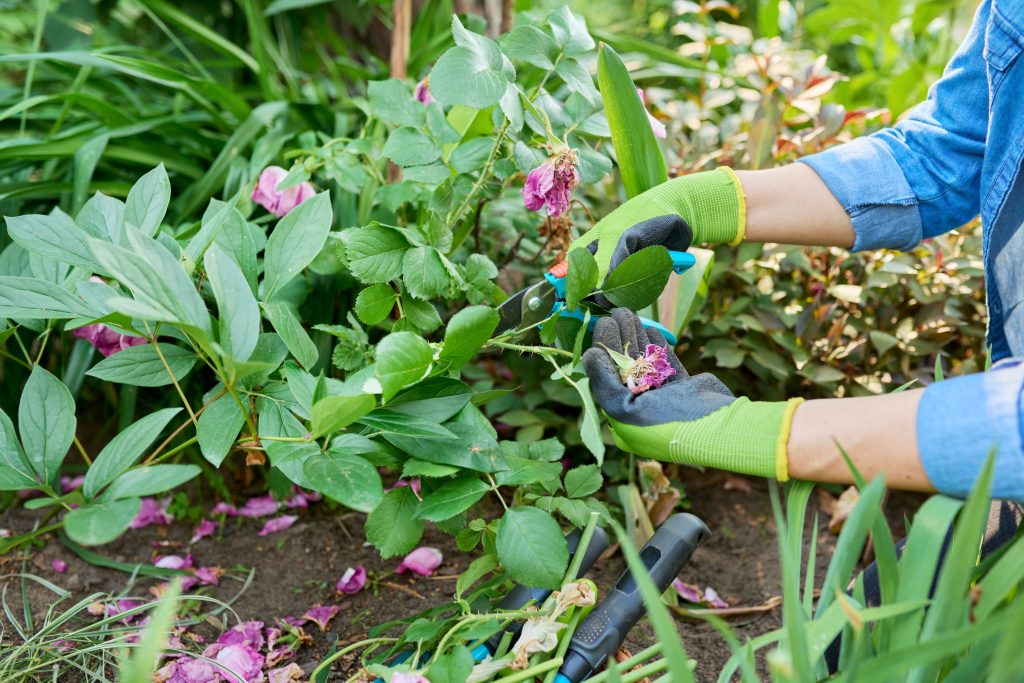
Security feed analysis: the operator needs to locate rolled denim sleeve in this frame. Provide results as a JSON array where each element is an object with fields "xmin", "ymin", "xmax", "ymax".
[
  {"xmin": 917, "ymin": 360, "xmax": 1024, "ymax": 500},
  {"xmin": 799, "ymin": 0, "xmax": 990, "ymax": 252}
]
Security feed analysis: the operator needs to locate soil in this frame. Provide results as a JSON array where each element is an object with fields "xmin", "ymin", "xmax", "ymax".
[{"xmin": 0, "ymin": 470, "xmax": 925, "ymax": 682}]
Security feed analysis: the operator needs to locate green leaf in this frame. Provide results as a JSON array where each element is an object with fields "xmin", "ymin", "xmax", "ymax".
[
  {"xmin": 262, "ymin": 191, "xmax": 333, "ymax": 300},
  {"xmin": 564, "ymin": 464, "xmax": 602, "ymax": 498},
  {"xmin": 365, "ymin": 486, "xmax": 424, "ymax": 558},
  {"xmin": 100, "ymin": 464, "xmax": 200, "ymax": 501},
  {"xmin": 0, "ymin": 276, "xmax": 97, "ymax": 319},
  {"xmin": 86, "ymin": 343, "xmax": 197, "ymax": 387},
  {"xmin": 430, "ymin": 16, "xmax": 513, "ymax": 109},
  {"xmin": 496, "ymin": 507, "xmax": 568, "ymax": 589},
  {"xmin": 84, "ymin": 408, "xmax": 181, "ymax": 499},
  {"xmin": 600, "ymin": 245, "xmax": 672, "ymax": 310},
  {"xmin": 597, "ymin": 43, "xmax": 667, "ymax": 197},
  {"xmin": 263, "ymin": 300, "xmax": 319, "ymax": 369},
  {"xmin": 499, "ymin": 25, "xmax": 559, "ymax": 69},
  {"xmin": 303, "ymin": 450, "xmax": 383, "ymax": 513},
  {"xmin": 0, "ymin": 408, "xmax": 36, "ymax": 491},
  {"xmin": 64, "ymin": 498, "xmax": 142, "ymax": 545},
  {"xmin": 556, "ymin": 57, "xmax": 600, "ymax": 103},
  {"xmin": 382, "ymin": 127, "xmax": 442, "ymax": 168},
  {"xmin": 384, "ymin": 409, "xmax": 504, "ymax": 473},
  {"xmin": 403, "ymin": 459, "xmax": 460, "ymax": 479},
  {"xmin": 403, "ymin": 246, "xmax": 450, "ymax": 300},
  {"xmin": 197, "ymin": 394, "xmax": 246, "ymax": 467},
  {"xmin": 416, "ymin": 476, "xmax": 490, "ymax": 522},
  {"xmin": 358, "ymin": 409, "xmax": 456, "ymax": 439},
  {"xmin": 264, "ymin": 0, "xmax": 332, "ymax": 15},
  {"xmin": 566, "ymin": 248, "xmax": 599, "ymax": 311},
  {"xmin": 7, "ymin": 211, "xmax": 99, "ymax": 271},
  {"xmin": 388, "ymin": 378, "xmax": 473, "ymax": 423},
  {"xmin": 401, "ymin": 294, "xmax": 443, "ymax": 333},
  {"xmin": 495, "ymin": 456, "xmax": 563, "ymax": 487},
  {"xmin": 184, "ymin": 195, "xmax": 240, "ymax": 265},
  {"xmin": 77, "ymin": 194, "xmax": 124, "ymax": 243},
  {"xmin": 449, "ymin": 138, "xmax": 495, "ymax": 174},
  {"xmin": 124, "ymin": 164, "xmax": 170, "ymax": 236},
  {"xmin": 310, "ymin": 394, "xmax": 376, "ymax": 438},
  {"xmin": 548, "ymin": 6, "xmax": 596, "ymax": 56},
  {"xmin": 344, "ymin": 225, "xmax": 408, "ymax": 284},
  {"xmin": 19, "ymin": 365, "xmax": 75, "ymax": 488},
  {"xmin": 205, "ymin": 245, "xmax": 260, "ymax": 361},
  {"xmin": 376, "ymin": 331, "xmax": 433, "ymax": 401},
  {"xmin": 354, "ymin": 284, "xmax": 396, "ymax": 325},
  {"xmin": 428, "ymin": 645, "xmax": 475, "ymax": 683},
  {"xmin": 367, "ymin": 79, "xmax": 425, "ymax": 127},
  {"xmin": 439, "ymin": 306, "xmax": 499, "ymax": 371}
]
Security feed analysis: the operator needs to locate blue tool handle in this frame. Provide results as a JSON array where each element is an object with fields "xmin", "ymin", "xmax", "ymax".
[
  {"xmin": 557, "ymin": 307, "xmax": 677, "ymax": 346},
  {"xmin": 669, "ymin": 250, "xmax": 697, "ymax": 274},
  {"xmin": 556, "ymin": 514, "xmax": 710, "ymax": 683}
]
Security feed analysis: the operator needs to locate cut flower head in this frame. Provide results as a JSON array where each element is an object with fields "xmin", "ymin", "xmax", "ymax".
[{"xmin": 604, "ymin": 343, "xmax": 677, "ymax": 395}]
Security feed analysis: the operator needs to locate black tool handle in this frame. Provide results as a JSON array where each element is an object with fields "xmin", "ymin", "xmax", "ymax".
[
  {"xmin": 558, "ymin": 513, "xmax": 710, "ymax": 683},
  {"xmin": 486, "ymin": 526, "xmax": 611, "ymax": 652}
]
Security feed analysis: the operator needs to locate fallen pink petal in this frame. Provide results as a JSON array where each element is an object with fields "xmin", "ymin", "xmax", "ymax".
[
  {"xmin": 302, "ymin": 604, "xmax": 341, "ymax": 632},
  {"xmin": 396, "ymin": 547, "xmax": 443, "ymax": 577},
  {"xmin": 521, "ymin": 148, "xmax": 579, "ymax": 217},
  {"xmin": 257, "ymin": 515, "xmax": 297, "ymax": 536},
  {"xmin": 60, "ymin": 474, "xmax": 85, "ymax": 492},
  {"xmin": 390, "ymin": 478, "xmax": 421, "ymax": 496},
  {"xmin": 239, "ymin": 495, "xmax": 279, "ymax": 518},
  {"xmin": 194, "ymin": 566, "xmax": 223, "ymax": 586},
  {"xmin": 336, "ymin": 565, "xmax": 367, "ymax": 595},
  {"xmin": 154, "ymin": 554, "xmax": 193, "ymax": 570},
  {"xmin": 637, "ymin": 88, "xmax": 667, "ymax": 139},
  {"xmin": 190, "ymin": 519, "xmax": 219, "ymax": 544},
  {"xmin": 207, "ymin": 643, "xmax": 265, "ymax": 683},
  {"xmin": 212, "ymin": 502, "xmax": 239, "ymax": 517},
  {"xmin": 252, "ymin": 165, "xmax": 315, "ymax": 218},
  {"xmin": 52, "ymin": 559, "xmax": 67, "ymax": 573},
  {"xmin": 672, "ymin": 579, "xmax": 729, "ymax": 608},
  {"xmin": 390, "ymin": 673, "xmax": 431, "ymax": 683},
  {"xmin": 218, "ymin": 621, "xmax": 265, "ymax": 649},
  {"xmin": 154, "ymin": 656, "xmax": 221, "ymax": 683},
  {"xmin": 268, "ymin": 663, "xmax": 304, "ymax": 683},
  {"xmin": 131, "ymin": 497, "xmax": 174, "ymax": 529}
]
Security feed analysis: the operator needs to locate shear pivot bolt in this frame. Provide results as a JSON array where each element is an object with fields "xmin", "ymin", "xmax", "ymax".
[{"xmin": 527, "ymin": 297, "xmax": 544, "ymax": 311}]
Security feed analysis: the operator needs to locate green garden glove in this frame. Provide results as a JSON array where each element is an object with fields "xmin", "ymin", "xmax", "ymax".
[
  {"xmin": 571, "ymin": 168, "xmax": 746, "ymax": 279},
  {"xmin": 581, "ymin": 309, "xmax": 803, "ymax": 480}
]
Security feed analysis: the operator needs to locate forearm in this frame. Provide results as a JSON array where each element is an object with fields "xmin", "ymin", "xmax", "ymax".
[
  {"xmin": 735, "ymin": 164, "xmax": 855, "ymax": 248},
  {"xmin": 787, "ymin": 390, "xmax": 936, "ymax": 492}
]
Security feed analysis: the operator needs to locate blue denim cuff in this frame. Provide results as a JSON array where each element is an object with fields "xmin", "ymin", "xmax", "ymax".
[
  {"xmin": 799, "ymin": 137, "xmax": 924, "ymax": 252},
  {"xmin": 917, "ymin": 360, "xmax": 1024, "ymax": 499}
]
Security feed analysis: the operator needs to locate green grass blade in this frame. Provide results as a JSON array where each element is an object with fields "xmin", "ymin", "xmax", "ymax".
[
  {"xmin": 118, "ymin": 580, "xmax": 182, "ymax": 683},
  {"xmin": 769, "ymin": 482, "xmax": 812, "ymax": 681}
]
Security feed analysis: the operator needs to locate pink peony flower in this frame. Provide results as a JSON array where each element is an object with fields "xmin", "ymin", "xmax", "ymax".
[
  {"xmin": 73, "ymin": 323, "xmax": 146, "ymax": 357},
  {"xmin": 268, "ymin": 663, "xmax": 304, "ymax": 683},
  {"xmin": 390, "ymin": 673, "xmax": 430, "ymax": 683},
  {"xmin": 302, "ymin": 605, "xmax": 341, "ymax": 632},
  {"xmin": 624, "ymin": 344, "xmax": 676, "ymax": 395},
  {"xmin": 252, "ymin": 166, "xmax": 315, "ymax": 218},
  {"xmin": 190, "ymin": 519, "xmax": 219, "ymax": 544},
  {"xmin": 414, "ymin": 78, "xmax": 434, "ymax": 106},
  {"xmin": 239, "ymin": 495, "xmax": 279, "ymax": 518},
  {"xmin": 522, "ymin": 148, "xmax": 579, "ymax": 217},
  {"xmin": 396, "ymin": 547, "xmax": 442, "ymax": 577},
  {"xmin": 257, "ymin": 515, "xmax": 297, "ymax": 536},
  {"xmin": 131, "ymin": 497, "xmax": 174, "ymax": 529},
  {"xmin": 336, "ymin": 565, "xmax": 367, "ymax": 595},
  {"xmin": 637, "ymin": 89, "xmax": 667, "ymax": 139},
  {"xmin": 52, "ymin": 559, "xmax": 67, "ymax": 573}
]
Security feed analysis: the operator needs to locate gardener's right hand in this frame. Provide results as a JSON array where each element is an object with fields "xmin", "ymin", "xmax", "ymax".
[{"xmin": 570, "ymin": 167, "xmax": 746, "ymax": 280}]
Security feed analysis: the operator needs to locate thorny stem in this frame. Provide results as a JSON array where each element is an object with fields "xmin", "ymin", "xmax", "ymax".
[
  {"xmin": 447, "ymin": 120, "xmax": 511, "ymax": 244},
  {"xmin": 433, "ymin": 608, "xmax": 551, "ymax": 663},
  {"xmin": 488, "ymin": 340, "xmax": 574, "ymax": 359}
]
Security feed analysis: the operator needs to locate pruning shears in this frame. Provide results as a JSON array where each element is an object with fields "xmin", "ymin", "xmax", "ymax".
[
  {"xmin": 496, "ymin": 250, "xmax": 697, "ymax": 345},
  {"xmin": 555, "ymin": 513, "xmax": 711, "ymax": 683}
]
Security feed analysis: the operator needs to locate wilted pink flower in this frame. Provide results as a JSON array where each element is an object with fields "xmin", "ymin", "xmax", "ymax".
[
  {"xmin": 637, "ymin": 89, "xmax": 666, "ymax": 139},
  {"xmin": 73, "ymin": 323, "xmax": 146, "ymax": 357},
  {"xmin": 390, "ymin": 673, "xmax": 430, "ymax": 683},
  {"xmin": 414, "ymin": 77, "xmax": 434, "ymax": 106},
  {"xmin": 257, "ymin": 515, "xmax": 297, "ymax": 537},
  {"xmin": 336, "ymin": 565, "xmax": 367, "ymax": 595},
  {"xmin": 154, "ymin": 554, "xmax": 193, "ymax": 570},
  {"xmin": 396, "ymin": 547, "xmax": 443, "ymax": 577},
  {"xmin": 623, "ymin": 344, "xmax": 676, "ymax": 395},
  {"xmin": 239, "ymin": 495, "xmax": 279, "ymax": 518},
  {"xmin": 131, "ymin": 497, "xmax": 173, "ymax": 529},
  {"xmin": 154, "ymin": 656, "xmax": 221, "ymax": 683},
  {"xmin": 218, "ymin": 621, "xmax": 265, "ymax": 649},
  {"xmin": 195, "ymin": 566, "xmax": 222, "ymax": 586},
  {"xmin": 522, "ymin": 148, "xmax": 579, "ymax": 217},
  {"xmin": 252, "ymin": 166, "xmax": 315, "ymax": 218},
  {"xmin": 212, "ymin": 502, "xmax": 238, "ymax": 517},
  {"xmin": 52, "ymin": 559, "xmax": 67, "ymax": 573},
  {"xmin": 302, "ymin": 605, "xmax": 340, "ymax": 632},
  {"xmin": 60, "ymin": 475, "xmax": 85, "ymax": 492},
  {"xmin": 191, "ymin": 519, "xmax": 219, "ymax": 544}
]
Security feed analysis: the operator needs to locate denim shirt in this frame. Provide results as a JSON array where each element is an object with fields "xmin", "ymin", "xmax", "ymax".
[{"xmin": 799, "ymin": 0, "xmax": 1024, "ymax": 499}]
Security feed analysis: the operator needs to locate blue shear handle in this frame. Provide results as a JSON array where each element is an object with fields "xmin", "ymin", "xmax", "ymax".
[
  {"xmin": 669, "ymin": 250, "xmax": 696, "ymax": 274},
  {"xmin": 560, "ymin": 308, "xmax": 677, "ymax": 346}
]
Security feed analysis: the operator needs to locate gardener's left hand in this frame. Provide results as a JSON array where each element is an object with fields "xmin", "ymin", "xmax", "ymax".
[{"xmin": 582, "ymin": 308, "xmax": 804, "ymax": 480}]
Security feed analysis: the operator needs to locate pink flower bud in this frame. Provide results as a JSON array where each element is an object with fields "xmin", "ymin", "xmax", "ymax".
[
  {"xmin": 252, "ymin": 166, "xmax": 315, "ymax": 218},
  {"xmin": 414, "ymin": 78, "xmax": 434, "ymax": 106}
]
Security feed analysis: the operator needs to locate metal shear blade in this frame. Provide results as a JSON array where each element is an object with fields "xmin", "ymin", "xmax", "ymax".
[{"xmin": 496, "ymin": 280, "xmax": 558, "ymax": 333}]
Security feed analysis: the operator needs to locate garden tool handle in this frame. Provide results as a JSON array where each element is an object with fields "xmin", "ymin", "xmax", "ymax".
[
  {"xmin": 669, "ymin": 250, "xmax": 697, "ymax": 274},
  {"xmin": 555, "ymin": 513, "xmax": 711, "ymax": 683}
]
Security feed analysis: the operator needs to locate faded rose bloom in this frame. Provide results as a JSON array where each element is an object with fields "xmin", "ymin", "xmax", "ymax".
[
  {"xmin": 336, "ymin": 565, "xmax": 367, "ymax": 595},
  {"xmin": 391, "ymin": 673, "xmax": 431, "ymax": 683},
  {"xmin": 131, "ymin": 497, "xmax": 173, "ymax": 529},
  {"xmin": 302, "ymin": 605, "xmax": 341, "ymax": 632},
  {"xmin": 414, "ymin": 77, "xmax": 434, "ymax": 106},
  {"xmin": 268, "ymin": 663, "xmax": 304, "ymax": 683},
  {"xmin": 622, "ymin": 344, "xmax": 676, "ymax": 395},
  {"xmin": 396, "ymin": 547, "xmax": 443, "ymax": 577},
  {"xmin": 637, "ymin": 89, "xmax": 667, "ymax": 139},
  {"xmin": 73, "ymin": 323, "xmax": 146, "ymax": 357},
  {"xmin": 52, "ymin": 559, "xmax": 67, "ymax": 573},
  {"xmin": 252, "ymin": 166, "xmax": 315, "ymax": 218},
  {"xmin": 522, "ymin": 148, "xmax": 579, "ymax": 217},
  {"xmin": 239, "ymin": 495, "xmax": 278, "ymax": 518},
  {"xmin": 257, "ymin": 515, "xmax": 297, "ymax": 537},
  {"xmin": 190, "ymin": 519, "xmax": 219, "ymax": 544}
]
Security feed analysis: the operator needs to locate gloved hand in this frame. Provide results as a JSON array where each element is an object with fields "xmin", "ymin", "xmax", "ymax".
[
  {"xmin": 582, "ymin": 309, "xmax": 804, "ymax": 480},
  {"xmin": 571, "ymin": 168, "xmax": 746, "ymax": 280}
]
